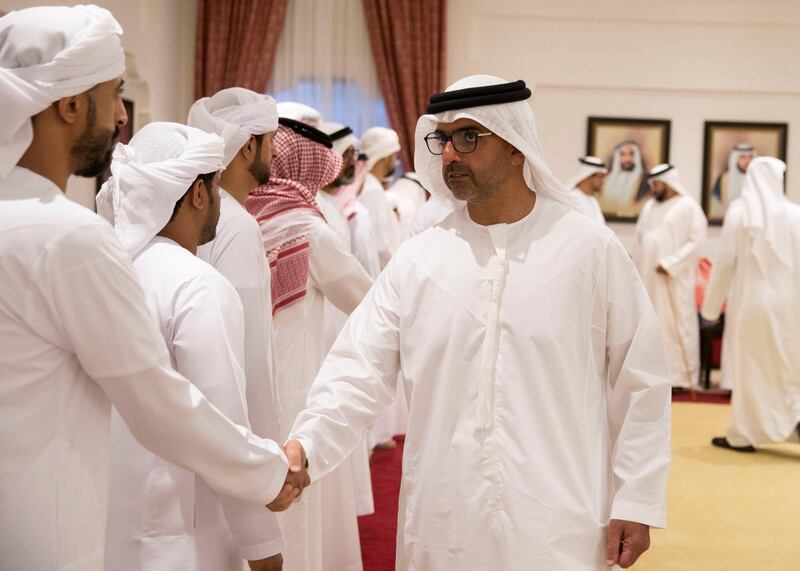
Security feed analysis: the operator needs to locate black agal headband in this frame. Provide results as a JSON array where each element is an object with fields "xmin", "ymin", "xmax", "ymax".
[
  {"xmin": 645, "ymin": 163, "xmax": 675, "ymax": 179},
  {"xmin": 328, "ymin": 126, "xmax": 354, "ymax": 142},
  {"xmin": 278, "ymin": 117, "xmax": 333, "ymax": 148},
  {"xmin": 426, "ymin": 80, "xmax": 532, "ymax": 114}
]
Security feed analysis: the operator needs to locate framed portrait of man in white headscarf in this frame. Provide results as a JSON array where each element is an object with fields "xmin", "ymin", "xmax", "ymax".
[
  {"xmin": 702, "ymin": 121, "xmax": 787, "ymax": 224},
  {"xmin": 587, "ymin": 117, "xmax": 671, "ymax": 222}
]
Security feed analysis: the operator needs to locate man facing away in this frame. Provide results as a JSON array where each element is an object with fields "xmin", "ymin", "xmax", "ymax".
[{"xmin": 702, "ymin": 157, "xmax": 800, "ymax": 453}]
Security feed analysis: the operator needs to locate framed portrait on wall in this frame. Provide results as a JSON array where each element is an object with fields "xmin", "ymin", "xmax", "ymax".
[
  {"xmin": 701, "ymin": 121, "xmax": 788, "ymax": 224},
  {"xmin": 586, "ymin": 117, "xmax": 671, "ymax": 222},
  {"xmin": 95, "ymin": 97, "xmax": 135, "ymax": 192}
]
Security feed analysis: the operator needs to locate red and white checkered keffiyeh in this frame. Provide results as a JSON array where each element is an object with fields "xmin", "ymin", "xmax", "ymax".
[{"xmin": 246, "ymin": 125, "xmax": 343, "ymax": 315}]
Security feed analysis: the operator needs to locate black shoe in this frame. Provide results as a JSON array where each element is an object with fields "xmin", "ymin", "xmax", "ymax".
[{"xmin": 711, "ymin": 436, "xmax": 756, "ymax": 453}]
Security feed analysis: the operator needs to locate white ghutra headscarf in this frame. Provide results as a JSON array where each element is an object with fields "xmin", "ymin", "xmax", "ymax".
[
  {"xmin": 97, "ymin": 122, "xmax": 225, "ymax": 258},
  {"xmin": 188, "ymin": 87, "xmax": 278, "ymax": 167},
  {"xmin": 0, "ymin": 4, "xmax": 125, "ymax": 179}
]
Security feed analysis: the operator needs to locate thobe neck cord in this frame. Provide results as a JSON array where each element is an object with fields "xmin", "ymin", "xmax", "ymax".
[
  {"xmin": 426, "ymin": 80, "xmax": 532, "ymax": 114},
  {"xmin": 329, "ymin": 126, "xmax": 354, "ymax": 142},
  {"xmin": 646, "ymin": 164, "xmax": 675, "ymax": 179},
  {"xmin": 278, "ymin": 117, "xmax": 333, "ymax": 148}
]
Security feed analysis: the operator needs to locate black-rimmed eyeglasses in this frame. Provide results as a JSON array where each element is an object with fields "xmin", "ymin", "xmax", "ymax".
[{"xmin": 424, "ymin": 128, "xmax": 494, "ymax": 155}]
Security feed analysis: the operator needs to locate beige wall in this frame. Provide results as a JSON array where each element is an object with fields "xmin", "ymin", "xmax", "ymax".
[
  {"xmin": 3, "ymin": 0, "xmax": 197, "ymax": 207},
  {"xmin": 447, "ymin": 0, "xmax": 800, "ymax": 254}
]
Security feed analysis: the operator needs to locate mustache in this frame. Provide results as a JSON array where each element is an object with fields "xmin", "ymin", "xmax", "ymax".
[{"xmin": 445, "ymin": 164, "xmax": 472, "ymax": 176}]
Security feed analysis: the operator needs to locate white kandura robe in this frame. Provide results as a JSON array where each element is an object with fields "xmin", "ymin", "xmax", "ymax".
[
  {"xmin": 198, "ymin": 188, "xmax": 281, "ymax": 440},
  {"xmin": 408, "ymin": 197, "xmax": 453, "ymax": 238},
  {"xmin": 291, "ymin": 196, "xmax": 671, "ymax": 570},
  {"xmin": 316, "ymin": 189, "xmax": 375, "ymax": 516},
  {"xmin": 349, "ymin": 201, "xmax": 382, "ymax": 278},
  {"xmin": 0, "ymin": 167, "xmax": 288, "ymax": 571},
  {"xmin": 106, "ymin": 237, "xmax": 282, "ymax": 570},
  {"xmin": 701, "ymin": 200, "xmax": 800, "ymax": 446},
  {"xmin": 270, "ymin": 217, "xmax": 373, "ymax": 571},
  {"xmin": 360, "ymin": 173, "xmax": 401, "ymax": 268},
  {"xmin": 570, "ymin": 187, "xmax": 605, "ymax": 223},
  {"xmin": 633, "ymin": 195, "xmax": 707, "ymax": 388}
]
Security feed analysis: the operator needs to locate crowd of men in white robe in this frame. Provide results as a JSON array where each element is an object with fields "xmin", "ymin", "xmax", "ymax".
[{"xmin": 1, "ymin": 4, "xmax": 798, "ymax": 571}]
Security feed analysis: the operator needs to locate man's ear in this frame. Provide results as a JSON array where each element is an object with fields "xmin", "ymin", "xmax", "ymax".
[
  {"xmin": 189, "ymin": 179, "xmax": 208, "ymax": 209},
  {"xmin": 239, "ymin": 135, "xmax": 257, "ymax": 162},
  {"xmin": 510, "ymin": 146, "xmax": 526, "ymax": 167},
  {"xmin": 54, "ymin": 95, "xmax": 83, "ymax": 125}
]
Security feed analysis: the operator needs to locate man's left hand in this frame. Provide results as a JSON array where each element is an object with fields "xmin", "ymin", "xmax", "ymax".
[{"xmin": 606, "ymin": 519, "xmax": 650, "ymax": 568}]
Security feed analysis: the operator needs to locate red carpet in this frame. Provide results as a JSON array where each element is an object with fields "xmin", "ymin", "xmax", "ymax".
[
  {"xmin": 357, "ymin": 395, "xmax": 729, "ymax": 569},
  {"xmin": 358, "ymin": 436, "xmax": 404, "ymax": 571},
  {"xmin": 672, "ymin": 391, "xmax": 731, "ymax": 404}
]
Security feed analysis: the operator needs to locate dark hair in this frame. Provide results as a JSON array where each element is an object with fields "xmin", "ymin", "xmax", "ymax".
[{"xmin": 168, "ymin": 171, "xmax": 216, "ymax": 222}]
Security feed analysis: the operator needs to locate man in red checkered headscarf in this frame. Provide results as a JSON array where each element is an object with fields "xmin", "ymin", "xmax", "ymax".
[{"xmin": 245, "ymin": 119, "xmax": 372, "ymax": 571}]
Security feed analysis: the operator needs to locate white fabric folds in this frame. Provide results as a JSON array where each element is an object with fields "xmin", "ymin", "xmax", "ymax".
[
  {"xmin": 320, "ymin": 121, "xmax": 359, "ymax": 156},
  {"xmin": 361, "ymin": 126, "xmax": 400, "ymax": 170},
  {"xmin": 188, "ymin": 87, "xmax": 278, "ymax": 167},
  {"xmin": 565, "ymin": 156, "xmax": 608, "ymax": 190},
  {"xmin": 0, "ymin": 4, "xmax": 125, "ymax": 179},
  {"xmin": 740, "ymin": 156, "xmax": 793, "ymax": 271},
  {"xmin": 97, "ymin": 122, "xmax": 225, "ymax": 258},
  {"xmin": 276, "ymin": 101, "xmax": 322, "ymax": 127}
]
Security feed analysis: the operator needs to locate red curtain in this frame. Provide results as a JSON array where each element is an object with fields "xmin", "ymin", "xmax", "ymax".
[
  {"xmin": 195, "ymin": 0, "xmax": 289, "ymax": 99},
  {"xmin": 362, "ymin": 0, "xmax": 447, "ymax": 170}
]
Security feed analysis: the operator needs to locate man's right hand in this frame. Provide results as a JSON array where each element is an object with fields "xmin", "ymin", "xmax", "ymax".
[{"xmin": 266, "ymin": 440, "xmax": 310, "ymax": 512}]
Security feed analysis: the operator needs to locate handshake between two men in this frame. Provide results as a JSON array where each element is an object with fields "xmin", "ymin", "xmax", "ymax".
[{"xmin": 266, "ymin": 440, "xmax": 309, "ymax": 511}]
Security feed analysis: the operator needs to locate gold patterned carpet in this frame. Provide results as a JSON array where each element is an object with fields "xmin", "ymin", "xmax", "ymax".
[{"xmin": 637, "ymin": 402, "xmax": 800, "ymax": 570}]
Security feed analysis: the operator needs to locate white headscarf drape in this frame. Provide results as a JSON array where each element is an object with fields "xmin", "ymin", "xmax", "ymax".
[
  {"xmin": 276, "ymin": 101, "xmax": 322, "ymax": 127},
  {"xmin": 414, "ymin": 74, "xmax": 576, "ymax": 211},
  {"xmin": 648, "ymin": 164, "xmax": 688, "ymax": 196},
  {"xmin": 187, "ymin": 87, "xmax": 278, "ymax": 167},
  {"xmin": 740, "ymin": 156, "xmax": 793, "ymax": 271},
  {"xmin": 565, "ymin": 159, "xmax": 608, "ymax": 190},
  {"xmin": 96, "ymin": 122, "xmax": 225, "ymax": 258},
  {"xmin": 0, "ymin": 4, "xmax": 125, "ymax": 179},
  {"xmin": 361, "ymin": 126, "xmax": 400, "ymax": 171}
]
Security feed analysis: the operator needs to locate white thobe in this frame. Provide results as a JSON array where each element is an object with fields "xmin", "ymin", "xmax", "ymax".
[
  {"xmin": 198, "ymin": 188, "xmax": 281, "ymax": 440},
  {"xmin": 408, "ymin": 197, "xmax": 453, "ymax": 238},
  {"xmin": 701, "ymin": 200, "xmax": 800, "ymax": 446},
  {"xmin": 386, "ymin": 177, "xmax": 428, "ymax": 239},
  {"xmin": 633, "ymin": 195, "xmax": 707, "ymax": 388},
  {"xmin": 570, "ymin": 187, "xmax": 605, "ymax": 223},
  {"xmin": 291, "ymin": 196, "xmax": 671, "ymax": 570},
  {"xmin": 268, "ymin": 217, "xmax": 373, "ymax": 571},
  {"xmin": 0, "ymin": 167, "xmax": 288, "ymax": 571},
  {"xmin": 106, "ymin": 238, "xmax": 282, "ymax": 570},
  {"xmin": 359, "ymin": 173, "xmax": 401, "ymax": 268},
  {"xmin": 316, "ymin": 189, "xmax": 375, "ymax": 516},
  {"xmin": 349, "ymin": 201, "xmax": 381, "ymax": 278}
]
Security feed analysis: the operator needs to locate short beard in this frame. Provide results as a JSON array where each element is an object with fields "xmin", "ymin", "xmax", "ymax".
[
  {"xmin": 620, "ymin": 162, "xmax": 635, "ymax": 172},
  {"xmin": 199, "ymin": 186, "xmax": 219, "ymax": 245},
  {"xmin": 72, "ymin": 94, "xmax": 119, "ymax": 178},
  {"xmin": 442, "ymin": 159, "xmax": 511, "ymax": 203},
  {"xmin": 248, "ymin": 136, "xmax": 271, "ymax": 186},
  {"xmin": 249, "ymin": 155, "xmax": 271, "ymax": 186}
]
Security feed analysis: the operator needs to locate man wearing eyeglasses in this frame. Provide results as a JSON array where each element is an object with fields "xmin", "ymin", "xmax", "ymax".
[{"xmin": 285, "ymin": 75, "xmax": 671, "ymax": 570}]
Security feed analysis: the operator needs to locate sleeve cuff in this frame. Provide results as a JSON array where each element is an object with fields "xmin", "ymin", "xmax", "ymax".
[
  {"xmin": 610, "ymin": 498, "xmax": 667, "ymax": 529},
  {"xmin": 238, "ymin": 537, "xmax": 284, "ymax": 562},
  {"xmin": 262, "ymin": 442, "xmax": 290, "ymax": 504}
]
